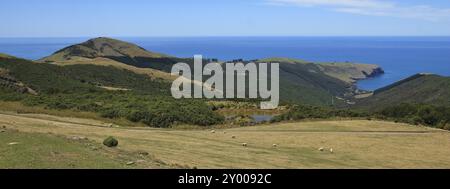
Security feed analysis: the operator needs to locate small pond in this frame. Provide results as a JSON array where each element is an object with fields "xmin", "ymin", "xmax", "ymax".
[{"xmin": 251, "ymin": 115, "xmax": 275, "ymax": 123}]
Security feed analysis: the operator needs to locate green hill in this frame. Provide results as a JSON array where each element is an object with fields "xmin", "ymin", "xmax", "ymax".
[
  {"xmin": 39, "ymin": 37, "xmax": 185, "ymax": 72},
  {"xmin": 258, "ymin": 58, "xmax": 384, "ymax": 83},
  {"xmin": 355, "ymin": 74, "xmax": 450, "ymax": 110},
  {"xmin": 257, "ymin": 58, "xmax": 383, "ymax": 106},
  {"xmin": 40, "ymin": 37, "xmax": 168, "ymax": 61},
  {"xmin": 318, "ymin": 62, "xmax": 384, "ymax": 83},
  {"xmin": 0, "ymin": 55, "xmax": 223, "ymax": 128},
  {"xmin": 27, "ymin": 38, "xmax": 385, "ymax": 106}
]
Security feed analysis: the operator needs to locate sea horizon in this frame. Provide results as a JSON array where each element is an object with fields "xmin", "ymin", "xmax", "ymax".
[{"xmin": 1, "ymin": 36, "xmax": 449, "ymax": 91}]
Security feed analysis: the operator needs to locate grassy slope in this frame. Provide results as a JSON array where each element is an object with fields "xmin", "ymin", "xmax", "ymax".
[
  {"xmin": 355, "ymin": 74, "xmax": 450, "ymax": 110},
  {"xmin": 259, "ymin": 57, "xmax": 382, "ymax": 83},
  {"xmin": 47, "ymin": 56, "xmax": 175, "ymax": 81},
  {"xmin": 256, "ymin": 58, "xmax": 354, "ymax": 106},
  {"xmin": 2, "ymin": 111, "xmax": 450, "ymax": 168},
  {"xmin": 0, "ymin": 129, "xmax": 171, "ymax": 169},
  {"xmin": 40, "ymin": 37, "xmax": 168, "ymax": 62},
  {"xmin": 318, "ymin": 63, "xmax": 382, "ymax": 83},
  {"xmin": 0, "ymin": 53, "xmax": 14, "ymax": 59},
  {"xmin": 0, "ymin": 55, "xmax": 171, "ymax": 94},
  {"xmin": 39, "ymin": 37, "xmax": 183, "ymax": 72},
  {"xmin": 0, "ymin": 55, "xmax": 223, "ymax": 128}
]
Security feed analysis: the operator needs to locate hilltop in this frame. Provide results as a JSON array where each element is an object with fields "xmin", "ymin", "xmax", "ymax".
[
  {"xmin": 39, "ymin": 37, "xmax": 184, "ymax": 72},
  {"xmin": 40, "ymin": 37, "xmax": 168, "ymax": 63}
]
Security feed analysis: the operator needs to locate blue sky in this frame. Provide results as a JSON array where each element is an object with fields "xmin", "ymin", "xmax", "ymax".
[{"xmin": 1, "ymin": 0, "xmax": 450, "ymax": 37}]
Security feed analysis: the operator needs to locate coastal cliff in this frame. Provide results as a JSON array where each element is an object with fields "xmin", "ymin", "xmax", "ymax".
[{"xmin": 318, "ymin": 63, "xmax": 385, "ymax": 83}]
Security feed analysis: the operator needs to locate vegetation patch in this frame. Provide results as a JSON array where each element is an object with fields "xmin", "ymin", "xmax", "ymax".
[
  {"xmin": 103, "ymin": 136, "xmax": 119, "ymax": 147},
  {"xmin": 376, "ymin": 103, "xmax": 450, "ymax": 130}
]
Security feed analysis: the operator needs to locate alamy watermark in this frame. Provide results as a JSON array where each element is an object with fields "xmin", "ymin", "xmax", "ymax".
[{"xmin": 171, "ymin": 55, "xmax": 279, "ymax": 109}]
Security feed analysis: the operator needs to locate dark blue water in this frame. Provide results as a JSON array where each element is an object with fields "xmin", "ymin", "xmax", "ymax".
[{"xmin": 1, "ymin": 37, "xmax": 449, "ymax": 90}]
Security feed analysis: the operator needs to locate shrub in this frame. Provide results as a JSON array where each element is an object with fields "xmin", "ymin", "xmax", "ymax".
[
  {"xmin": 103, "ymin": 136, "xmax": 118, "ymax": 147},
  {"xmin": 272, "ymin": 105, "xmax": 364, "ymax": 122},
  {"xmin": 411, "ymin": 116, "xmax": 422, "ymax": 125},
  {"xmin": 378, "ymin": 104, "xmax": 450, "ymax": 128},
  {"xmin": 100, "ymin": 108, "xmax": 120, "ymax": 119},
  {"xmin": 417, "ymin": 106, "xmax": 439, "ymax": 126},
  {"xmin": 126, "ymin": 110, "xmax": 152, "ymax": 122},
  {"xmin": 443, "ymin": 124, "xmax": 450, "ymax": 131}
]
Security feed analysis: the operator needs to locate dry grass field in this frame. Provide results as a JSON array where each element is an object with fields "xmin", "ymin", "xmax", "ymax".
[{"xmin": 1, "ymin": 111, "xmax": 449, "ymax": 169}]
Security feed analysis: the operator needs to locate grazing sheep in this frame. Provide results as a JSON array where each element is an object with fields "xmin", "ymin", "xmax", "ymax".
[
  {"xmin": 211, "ymin": 130, "xmax": 216, "ymax": 134},
  {"xmin": 272, "ymin": 144, "xmax": 278, "ymax": 148},
  {"xmin": 318, "ymin": 147, "xmax": 324, "ymax": 151},
  {"xmin": 330, "ymin": 148, "xmax": 334, "ymax": 153},
  {"xmin": 231, "ymin": 135, "xmax": 236, "ymax": 139},
  {"xmin": 242, "ymin": 143, "xmax": 247, "ymax": 147}
]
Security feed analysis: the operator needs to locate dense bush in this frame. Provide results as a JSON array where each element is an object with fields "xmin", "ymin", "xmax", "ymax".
[
  {"xmin": 378, "ymin": 103, "xmax": 450, "ymax": 130},
  {"xmin": 272, "ymin": 105, "xmax": 366, "ymax": 122},
  {"xmin": 0, "ymin": 58, "xmax": 224, "ymax": 128},
  {"xmin": 100, "ymin": 108, "xmax": 121, "ymax": 119},
  {"xmin": 0, "ymin": 88, "xmax": 224, "ymax": 127},
  {"xmin": 225, "ymin": 115, "xmax": 256, "ymax": 126}
]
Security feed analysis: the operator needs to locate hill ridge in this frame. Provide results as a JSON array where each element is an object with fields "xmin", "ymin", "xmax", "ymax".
[
  {"xmin": 355, "ymin": 74, "xmax": 450, "ymax": 110},
  {"xmin": 40, "ymin": 37, "xmax": 169, "ymax": 63}
]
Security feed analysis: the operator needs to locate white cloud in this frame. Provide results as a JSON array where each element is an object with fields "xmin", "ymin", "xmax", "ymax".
[{"xmin": 267, "ymin": 0, "xmax": 450, "ymax": 21}]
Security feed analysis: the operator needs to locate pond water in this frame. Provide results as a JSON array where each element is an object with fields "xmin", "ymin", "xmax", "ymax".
[{"xmin": 251, "ymin": 115, "xmax": 275, "ymax": 123}]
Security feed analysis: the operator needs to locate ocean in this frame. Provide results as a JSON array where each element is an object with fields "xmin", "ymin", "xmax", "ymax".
[{"xmin": 0, "ymin": 37, "xmax": 449, "ymax": 90}]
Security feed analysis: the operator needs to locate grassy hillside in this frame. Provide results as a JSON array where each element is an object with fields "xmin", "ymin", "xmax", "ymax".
[
  {"xmin": 39, "ymin": 37, "xmax": 189, "ymax": 72},
  {"xmin": 40, "ymin": 37, "xmax": 168, "ymax": 62},
  {"xmin": 46, "ymin": 56, "xmax": 175, "ymax": 80},
  {"xmin": 3, "ymin": 112, "xmax": 450, "ymax": 168},
  {"xmin": 0, "ymin": 129, "xmax": 172, "ymax": 168},
  {"xmin": 257, "ymin": 58, "xmax": 364, "ymax": 106},
  {"xmin": 38, "ymin": 38, "xmax": 384, "ymax": 106},
  {"xmin": 1, "ymin": 55, "xmax": 170, "ymax": 95},
  {"xmin": 355, "ymin": 74, "xmax": 450, "ymax": 110},
  {"xmin": 259, "ymin": 58, "xmax": 384, "ymax": 83},
  {"xmin": 318, "ymin": 62, "xmax": 384, "ymax": 83},
  {"xmin": 0, "ymin": 55, "xmax": 224, "ymax": 128}
]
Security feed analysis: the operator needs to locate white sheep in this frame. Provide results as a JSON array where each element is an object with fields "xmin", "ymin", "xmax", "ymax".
[
  {"xmin": 211, "ymin": 130, "xmax": 216, "ymax": 134},
  {"xmin": 318, "ymin": 147, "xmax": 324, "ymax": 151},
  {"xmin": 273, "ymin": 144, "xmax": 278, "ymax": 148},
  {"xmin": 330, "ymin": 148, "xmax": 334, "ymax": 153}
]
